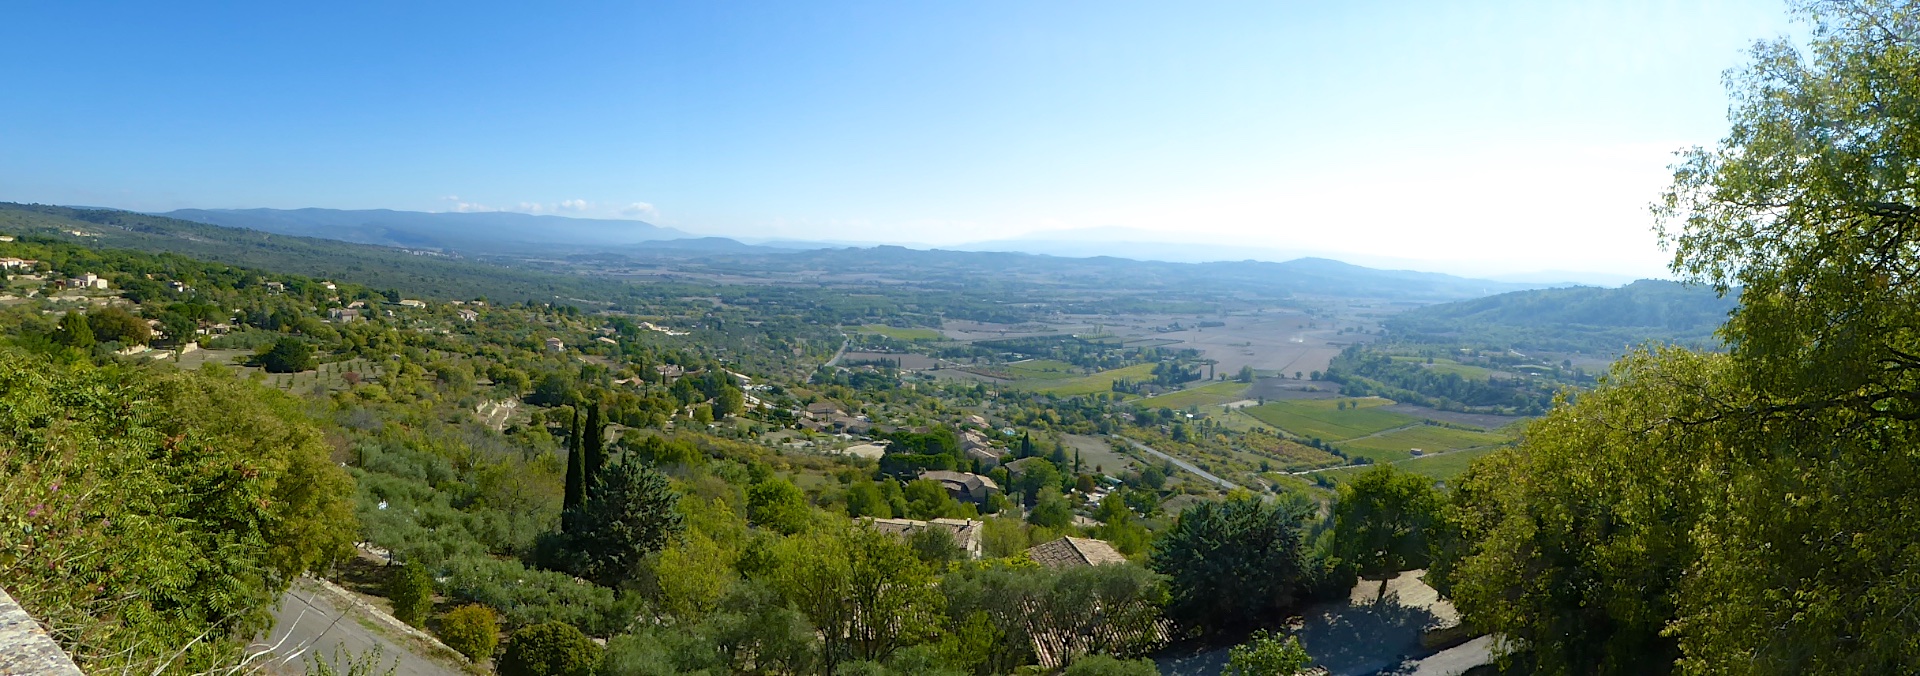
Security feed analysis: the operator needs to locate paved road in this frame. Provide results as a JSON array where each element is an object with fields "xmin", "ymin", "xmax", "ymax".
[
  {"xmin": 249, "ymin": 580, "xmax": 464, "ymax": 676},
  {"xmin": 824, "ymin": 334, "xmax": 851, "ymax": 367},
  {"xmin": 1112, "ymin": 436, "xmax": 1240, "ymax": 491}
]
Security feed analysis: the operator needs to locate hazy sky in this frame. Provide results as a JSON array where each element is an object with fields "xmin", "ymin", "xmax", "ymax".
[{"xmin": 1, "ymin": 1, "xmax": 1794, "ymax": 277}]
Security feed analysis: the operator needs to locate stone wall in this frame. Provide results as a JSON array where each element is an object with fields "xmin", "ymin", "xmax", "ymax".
[{"xmin": 0, "ymin": 586, "xmax": 83, "ymax": 675}]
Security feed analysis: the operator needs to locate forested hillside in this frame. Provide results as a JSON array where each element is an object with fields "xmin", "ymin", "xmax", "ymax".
[{"xmin": 1385, "ymin": 279, "xmax": 1736, "ymax": 356}]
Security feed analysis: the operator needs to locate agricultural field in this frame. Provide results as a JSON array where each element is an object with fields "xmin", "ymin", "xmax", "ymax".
[
  {"xmin": 1139, "ymin": 381, "xmax": 1251, "ymax": 410},
  {"xmin": 1000, "ymin": 359, "xmax": 1083, "ymax": 379},
  {"xmin": 1317, "ymin": 445, "xmax": 1503, "ymax": 484},
  {"xmin": 856, "ymin": 324, "xmax": 944, "ymax": 341},
  {"xmin": 1335, "ymin": 424, "xmax": 1511, "ymax": 462},
  {"xmin": 260, "ymin": 356, "xmax": 383, "ymax": 394},
  {"xmin": 1242, "ymin": 397, "xmax": 1417, "ymax": 441},
  {"xmin": 1389, "ymin": 355, "xmax": 1500, "ymax": 379},
  {"xmin": 1025, "ymin": 362, "xmax": 1157, "ymax": 396}
]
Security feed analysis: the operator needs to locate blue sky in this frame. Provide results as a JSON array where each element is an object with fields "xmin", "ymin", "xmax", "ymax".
[{"xmin": 1, "ymin": 1, "xmax": 1793, "ymax": 276}]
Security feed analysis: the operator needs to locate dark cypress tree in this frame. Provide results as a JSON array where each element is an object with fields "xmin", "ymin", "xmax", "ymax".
[
  {"xmin": 583, "ymin": 400, "xmax": 605, "ymax": 487},
  {"xmin": 1019, "ymin": 432, "xmax": 1034, "ymax": 458},
  {"xmin": 563, "ymin": 408, "xmax": 585, "ymax": 517}
]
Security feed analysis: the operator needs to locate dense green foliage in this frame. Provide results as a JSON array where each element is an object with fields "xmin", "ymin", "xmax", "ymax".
[
  {"xmin": 1435, "ymin": 3, "xmax": 1920, "ymax": 672},
  {"xmin": 1149, "ymin": 494, "xmax": 1318, "ymax": 635},
  {"xmin": 0, "ymin": 351, "xmax": 355, "ymax": 672}
]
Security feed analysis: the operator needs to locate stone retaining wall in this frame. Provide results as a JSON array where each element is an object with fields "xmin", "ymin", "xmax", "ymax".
[{"xmin": 0, "ymin": 586, "xmax": 83, "ymax": 675}]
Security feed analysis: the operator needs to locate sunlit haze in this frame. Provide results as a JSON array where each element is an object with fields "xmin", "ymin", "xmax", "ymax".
[{"xmin": 2, "ymin": 1, "xmax": 1793, "ymax": 278}]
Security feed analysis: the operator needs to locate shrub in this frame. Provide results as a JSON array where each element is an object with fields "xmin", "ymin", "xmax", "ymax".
[
  {"xmin": 387, "ymin": 560, "xmax": 434, "ymax": 627},
  {"xmin": 1064, "ymin": 654, "xmax": 1161, "ymax": 676},
  {"xmin": 438, "ymin": 604, "xmax": 499, "ymax": 662},
  {"xmin": 499, "ymin": 621, "xmax": 602, "ymax": 676},
  {"xmin": 1225, "ymin": 630, "xmax": 1311, "ymax": 676}
]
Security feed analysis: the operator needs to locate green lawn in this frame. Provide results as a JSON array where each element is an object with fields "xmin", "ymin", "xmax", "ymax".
[
  {"xmin": 1336, "ymin": 424, "xmax": 1511, "ymax": 462},
  {"xmin": 857, "ymin": 324, "xmax": 944, "ymax": 341},
  {"xmin": 1026, "ymin": 363, "xmax": 1158, "ymax": 396},
  {"xmin": 1140, "ymin": 381, "xmax": 1250, "ymax": 409},
  {"xmin": 1241, "ymin": 397, "xmax": 1416, "ymax": 441}
]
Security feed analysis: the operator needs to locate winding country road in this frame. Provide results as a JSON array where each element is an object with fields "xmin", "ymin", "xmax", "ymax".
[
  {"xmin": 1111, "ymin": 436, "xmax": 1240, "ymax": 491},
  {"xmin": 824, "ymin": 333, "xmax": 851, "ymax": 367},
  {"xmin": 249, "ymin": 579, "xmax": 466, "ymax": 676}
]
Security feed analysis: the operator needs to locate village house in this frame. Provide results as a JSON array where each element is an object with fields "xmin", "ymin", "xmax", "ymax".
[
  {"xmin": 655, "ymin": 363, "xmax": 685, "ymax": 380},
  {"xmin": 168, "ymin": 281, "xmax": 191, "ymax": 294},
  {"xmin": 64, "ymin": 273, "xmax": 109, "ymax": 290},
  {"xmin": 397, "ymin": 299, "xmax": 427, "ymax": 308},
  {"xmin": 863, "ymin": 517, "xmax": 984, "ymax": 559},
  {"xmin": 456, "ymin": 308, "xmax": 479, "ymax": 322},
  {"xmin": 966, "ymin": 446, "xmax": 1004, "ymax": 470},
  {"xmin": 919, "ymin": 470, "xmax": 1000, "ymax": 505},
  {"xmin": 545, "ymin": 337, "xmax": 566, "ymax": 352},
  {"xmin": 327, "ymin": 308, "xmax": 361, "ymax": 323},
  {"xmin": 0, "ymin": 257, "xmax": 38, "ymax": 270},
  {"xmin": 1026, "ymin": 536, "xmax": 1127, "ymax": 569},
  {"xmin": 263, "ymin": 281, "xmax": 285, "ymax": 293},
  {"xmin": 1004, "ymin": 456, "xmax": 1053, "ymax": 479},
  {"xmin": 829, "ymin": 414, "xmax": 872, "ymax": 434}
]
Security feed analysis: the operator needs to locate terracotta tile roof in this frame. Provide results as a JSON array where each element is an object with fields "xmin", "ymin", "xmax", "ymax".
[{"xmin": 1027, "ymin": 536, "xmax": 1127, "ymax": 569}]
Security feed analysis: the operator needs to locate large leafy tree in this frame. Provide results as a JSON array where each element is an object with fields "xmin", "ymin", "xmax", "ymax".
[
  {"xmin": 257, "ymin": 336, "xmax": 314, "ymax": 373},
  {"xmin": 1150, "ymin": 493, "xmax": 1314, "ymax": 634},
  {"xmin": 747, "ymin": 476, "xmax": 812, "ymax": 535},
  {"xmin": 1433, "ymin": 350, "xmax": 1727, "ymax": 674},
  {"xmin": 1654, "ymin": 0, "xmax": 1920, "ymax": 669},
  {"xmin": 1331, "ymin": 463, "xmax": 1439, "ymax": 602},
  {"xmin": 1441, "ymin": 3, "xmax": 1920, "ymax": 673},
  {"xmin": 768, "ymin": 525, "xmax": 945, "ymax": 671}
]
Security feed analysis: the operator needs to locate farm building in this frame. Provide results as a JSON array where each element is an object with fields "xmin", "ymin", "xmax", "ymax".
[{"xmin": 546, "ymin": 337, "xmax": 565, "ymax": 352}]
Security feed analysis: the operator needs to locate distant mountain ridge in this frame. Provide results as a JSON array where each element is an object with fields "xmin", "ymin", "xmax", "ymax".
[
  {"xmin": 162, "ymin": 207, "xmax": 693, "ymax": 252},
  {"xmin": 2, "ymin": 203, "xmax": 1561, "ymax": 303}
]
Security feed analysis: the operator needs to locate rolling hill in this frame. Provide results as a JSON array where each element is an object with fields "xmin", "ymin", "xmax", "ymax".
[{"xmin": 1384, "ymin": 279, "xmax": 1738, "ymax": 355}]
